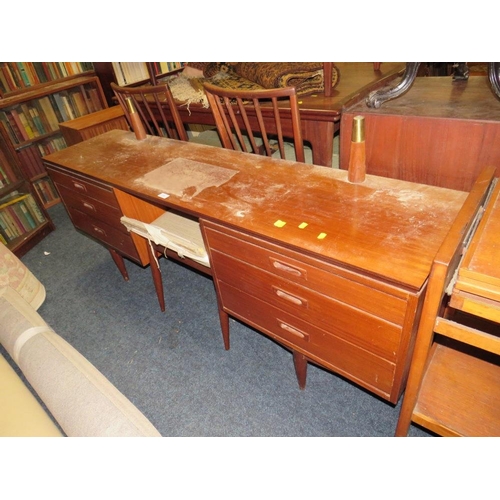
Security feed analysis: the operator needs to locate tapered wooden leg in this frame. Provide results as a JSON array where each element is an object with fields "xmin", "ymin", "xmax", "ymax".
[
  {"xmin": 146, "ymin": 243, "xmax": 165, "ymax": 312},
  {"xmin": 293, "ymin": 351, "xmax": 308, "ymax": 390},
  {"xmin": 218, "ymin": 308, "xmax": 230, "ymax": 350},
  {"xmin": 108, "ymin": 248, "xmax": 129, "ymax": 281}
]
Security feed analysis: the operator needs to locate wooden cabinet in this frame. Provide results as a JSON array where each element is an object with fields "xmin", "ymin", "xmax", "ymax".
[
  {"xmin": 202, "ymin": 220, "xmax": 420, "ymax": 400},
  {"xmin": 0, "ymin": 68, "xmax": 107, "ymax": 209},
  {"xmin": 340, "ymin": 76, "xmax": 500, "ymax": 191},
  {"xmin": 41, "ymin": 130, "xmax": 470, "ymax": 405},
  {"xmin": 59, "ymin": 106, "xmax": 129, "ymax": 146},
  {"xmin": 46, "ymin": 164, "xmax": 141, "ymax": 280},
  {"xmin": 0, "ymin": 129, "xmax": 54, "ymax": 256}
]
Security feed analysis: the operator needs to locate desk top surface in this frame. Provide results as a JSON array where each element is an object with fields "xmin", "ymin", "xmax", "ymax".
[{"xmin": 44, "ymin": 129, "xmax": 468, "ymax": 291}]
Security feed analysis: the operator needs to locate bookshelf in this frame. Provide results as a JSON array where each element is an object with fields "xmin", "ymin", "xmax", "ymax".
[
  {"xmin": 93, "ymin": 62, "xmax": 185, "ymax": 106},
  {"xmin": 0, "ymin": 62, "xmax": 95, "ymax": 97},
  {"xmin": 0, "ymin": 66, "xmax": 108, "ymax": 209},
  {"xmin": 0, "ymin": 129, "xmax": 54, "ymax": 256}
]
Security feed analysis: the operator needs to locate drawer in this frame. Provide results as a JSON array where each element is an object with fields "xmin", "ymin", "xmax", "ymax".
[
  {"xmin": 55, "ymin": 183, "xmax": 127, "ymax": 233},
  {"xmin": 48, "ymin": 167, "xmax": 119, "ymax": 208},
  {"xmin": 69, "ymin": 208, "xmax": 139, "ymax": 261},
  {"xmin": 219, "ymin": 281, "xmax": 395, "ymax": 399},
  {"xmin": 203, "ymin": 223, "xmax": 409, "ymax": 326},
  {"xmin": 212, "ymin": 249, "xmax": 401, "ymax": 361}
]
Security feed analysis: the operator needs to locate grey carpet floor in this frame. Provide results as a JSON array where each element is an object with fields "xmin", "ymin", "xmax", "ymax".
[{"xmin": 20, "ymin": 202, "xmax": 431, "ymax": 437}]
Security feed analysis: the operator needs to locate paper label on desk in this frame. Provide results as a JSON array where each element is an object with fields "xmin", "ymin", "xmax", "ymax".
[{"xmin": 136, "ymin": 158, "xmax": 237, "ymax": 199}]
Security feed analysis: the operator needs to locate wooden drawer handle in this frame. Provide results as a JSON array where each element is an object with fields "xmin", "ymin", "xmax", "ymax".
[
  {"xmin": 271, "ymin": 258, "xmax": 305, "ymax": 278},
  {"xmin": 93, "ymin": 226, "xmax": 106, "ymax": 236},
  {"xmin": 82, "ymin": 201, "xmax": 96, "ymax": 212},
  {"xmin": 278, "ymin": 321, "xmax": 309, "ymax": 341},
  {"xmin": 72, "ymin": 181, "xmax": 87, "ymax": 192},
  {"xmin": 274, "ymin": 288, "xmax": 307, "ymax": 307}
]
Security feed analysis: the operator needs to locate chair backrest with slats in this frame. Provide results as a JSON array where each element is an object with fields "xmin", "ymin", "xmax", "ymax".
[
  {"xmin": 203, "ymin": 83, "xmax": 305, "ymax": 162},
  {"xmin": 111, "ymin": 82, "xmax": 188, "ymax": 141}
]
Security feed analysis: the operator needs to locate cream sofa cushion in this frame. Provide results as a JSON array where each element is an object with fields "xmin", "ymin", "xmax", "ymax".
[{"xmin": 0, "ymin": 286, "xmax": 161, "ymax": 437}]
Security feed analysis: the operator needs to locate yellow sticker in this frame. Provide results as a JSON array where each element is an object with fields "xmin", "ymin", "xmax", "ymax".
[
  {"xmin": 274, "ymin": 220, "xmax": 286, "ymax": 228},
  {"xmin": 298, "ymin": 222, "xmax": 308, "ymax": 229},
  {"xmin": 317, "ymin": 232, "xmax": 327, "ymax": 240}
]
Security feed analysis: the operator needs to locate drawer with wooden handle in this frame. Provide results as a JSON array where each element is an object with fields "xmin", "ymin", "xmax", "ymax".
[
  {"xmin": 203, "ymin": 222, "xmax": 409, "ymax": 327},
  {"xmin": 68, "ymin": 207, "xmax": 139, "ymax": 260},
  {"xmin": 219, "ymin": 280, "xmax": 396, "ymax": 399},
  {"xmin": 211, "ymin": 249, "xmax": 402, "ymax": 361},
  {"xmin": 54, "ymin": 183, "xmax": 126, "ymax": 233},
  {"xmin": 47, "ymin": 167, "xmax": 119, "ymax": 209}
]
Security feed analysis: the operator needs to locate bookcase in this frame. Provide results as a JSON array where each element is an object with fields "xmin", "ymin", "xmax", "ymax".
[
  {"xmin": 0, "ymin": 128, "xmax": 54, "ymax": 257},
  {"xmin": 93, "ymin": 62, "xmax": 185, "ymax": 106},
  {"xmin": 0, "ymin": 64, "xmax": 108, "ymax": 209}
]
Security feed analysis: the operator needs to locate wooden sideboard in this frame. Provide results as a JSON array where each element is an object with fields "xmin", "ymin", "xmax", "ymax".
[
  {"xmin": 340, "ymin": 76, "xmax": 500, "ymax": 191},
  {"xmin": 43, "ymin": 129, "xmax": 471, "ymax": 404}
]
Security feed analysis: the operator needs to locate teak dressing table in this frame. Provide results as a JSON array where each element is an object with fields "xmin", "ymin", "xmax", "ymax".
[{"xmin": 43, "ymin": 129, "xmax": 472, "ymax": 404}]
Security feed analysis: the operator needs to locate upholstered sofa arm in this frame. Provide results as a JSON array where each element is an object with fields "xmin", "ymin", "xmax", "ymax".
[
  {"xmin": 0, "ymin": 286, "xmax": 161, "ymax": 437},
  {"xmin": 0, "ymin": 241, "xmax": 45, "ymax": 310}
]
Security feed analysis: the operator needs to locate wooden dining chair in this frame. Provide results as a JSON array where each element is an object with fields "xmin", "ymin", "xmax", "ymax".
[
  {"xmin": 111, "ymin": 82, "xmax": 189, "ymax": 141},
  {"xmin": 203, "ymin": 83, "xmax": 307, "ymax": 163}
]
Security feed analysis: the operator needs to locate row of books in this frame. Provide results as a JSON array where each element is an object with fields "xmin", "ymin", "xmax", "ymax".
[
  {"xmin": 0, "ymin": 86, "xmax": 103, "ymax": 146},
  {"xmin": 150, "ymin": 62, "xmax": 185, "ymax": 76},
  {"xmin": 0, "ymin": 190, "xmax": 46, "ymax": 245},
  {"xmin": 33, "ymin": 178, "xmax": 60, "ymax": 206},
  {"xmin": 0, "ymin": 162, "xmax": 12, "ymax": 189},
  {"xmin": 0, "ymin": 62, "xmax": 94, "ymax": 94},
  {"xmin": 112, "ymin": 62, "xmax": 185, "ymax": 86},
  {"xmin": 112, "ymin": 62, "xmax": 149, "ymax": 86}
]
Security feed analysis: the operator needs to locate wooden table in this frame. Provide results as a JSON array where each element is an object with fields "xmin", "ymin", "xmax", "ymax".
[
  {"xmin": 340, "ymin": 76, "xmax": 500, "ymax": 190},
  {"xmin": 43, "ymin": 129, "xmax": 469, "ymax": 404},
  {"xmin": 174, "ymin": 63, "xmax": 405, "ymax": 167}
]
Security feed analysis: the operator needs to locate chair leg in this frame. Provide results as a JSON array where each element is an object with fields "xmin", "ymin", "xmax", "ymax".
[
  {"xmin": 147, "ymin": 243, "xmax": 165, "ymax": 312},
  {"xmin": 293, "ymin": 351, "xmax": 308, "ymax": 390}
]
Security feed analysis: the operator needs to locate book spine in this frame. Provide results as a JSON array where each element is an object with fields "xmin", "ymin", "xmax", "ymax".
[
  {"xmin": 24, "ymin": 194, "xmax": 46, "ymax": 223},
  {"xmin": 18, "ymin": 199, "xmax": 37, "ymax": 229},
  {"xmin": 0, "ymin": 163, "xmax": 11, "ymax": 188},
  {"xmin": 1, "ymin": 207, "xmax": 22, "ymax": 237},
  {"xmin": 29, "ymin": 106, "xmax": 47, "ymax": 135},
  {"xmin": 9, "ymin": 109, "xmax": 30, "ymax": 141},
  {"xmin": 0, "ymin": 112, "xmax": 21, "ymax": 144},
  {"xmin": 20, "ymin": 104, "xmax": 39, "ymax": 137},
  {"xmin": 0, "ymin": 212, "xmax": 15, "ymax": 241},
  {"xmin": 11, "ymin": 202, "xmax": 32, "ymax": 231}
]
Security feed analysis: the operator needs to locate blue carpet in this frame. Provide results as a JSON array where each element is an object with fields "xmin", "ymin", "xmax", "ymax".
[{"xmin": 20, "ymin": 202, "xmax": 431, "ymax": 437}]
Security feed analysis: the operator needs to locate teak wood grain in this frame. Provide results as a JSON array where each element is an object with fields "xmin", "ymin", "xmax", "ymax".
[
  {"xmin": 395, "ymin": 166, "xmax": 500, "ymax": 436},
  {"xmin": 43, "ymin": 130, "xmax": 466, "ymax": 292},
  {"xmin": 340, "ymin": 76, "xmax": 500, "ymax": 191},
  {"xmin": 43, "ymin": 129, "xmax": 468, "ymax": 403}
]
